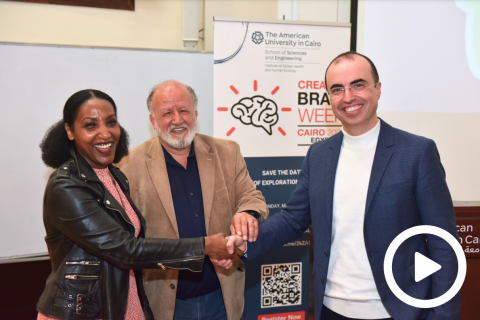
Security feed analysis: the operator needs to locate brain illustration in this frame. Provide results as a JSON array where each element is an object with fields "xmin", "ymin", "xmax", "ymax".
[{"xmin": 231, "ymin": 95, "xmax": 278, "ymax": 135}]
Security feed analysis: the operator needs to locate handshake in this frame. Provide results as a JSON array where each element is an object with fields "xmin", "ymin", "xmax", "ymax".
[{"xmin": 204, "ymin": 211, "xmax": 258, "ymax": 269}]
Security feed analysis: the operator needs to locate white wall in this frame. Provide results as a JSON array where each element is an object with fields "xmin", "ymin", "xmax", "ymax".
[
  {"xmin": 0, "ymin": 44, "xmax": 214, "ymax": 261},
  {"xmin": 204, "ymin": 0, "xmax": 278, "ymax": 52},
  {"xmin": 277, "ymin": 0, "xmax": 350, "ymax": 23},
  {"xmin": 0, "ymin": 1, "xmax": 184, "ymax": 50},
  {"xmin": 356, "ymin": 0, "xmax": 480, "ymax": 202},
  {"xmin": 0, "ymin": 0, "xmax": 348, "ymax": 52}
]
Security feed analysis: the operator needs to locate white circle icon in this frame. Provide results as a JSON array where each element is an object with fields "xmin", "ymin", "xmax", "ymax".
[{"xmin": 383, "ymin": 225, "xmax": 466, "ymax": 308}]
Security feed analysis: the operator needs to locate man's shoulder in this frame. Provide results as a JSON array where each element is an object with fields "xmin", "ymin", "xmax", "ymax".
[
  {"xmin": 117, "ymin": 137, "xmax": 158, "ymax": 169},
  {"xmin": 383, "ymin": 120, "xmax": 433, "ymax": 149},
  {"xmin": 128, "ymin": 137, "xmax": 159, "ymax": 155},
  {"xmin": 308, "ymin": 130, "xmax": 343, "ymax": 154},
  {"xmin": 195, "ymin": 133, "xmax": 240, "ymax": 152},
  {"xmin": 305, "ymin": 119, "xmax": 436, "ymax": 156}
]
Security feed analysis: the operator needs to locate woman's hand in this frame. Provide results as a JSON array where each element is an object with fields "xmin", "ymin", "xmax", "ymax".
[
  {"xmin": 210, "ymin": 235, "xmax": 245, "ymax": 269},
  {"xmin": 204, "ymin": 233, "xmax": 244, "ymax": 261}
]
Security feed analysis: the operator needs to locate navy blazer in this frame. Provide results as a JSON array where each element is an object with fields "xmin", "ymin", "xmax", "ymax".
[{"xmin": 248, "ymin": 119, "xmax": 460, "ymax": 320}]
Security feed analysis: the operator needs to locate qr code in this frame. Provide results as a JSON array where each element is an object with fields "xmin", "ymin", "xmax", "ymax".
[{"xmin": 261, "ymin": 263, "xmax": 302, "ymax": 308}]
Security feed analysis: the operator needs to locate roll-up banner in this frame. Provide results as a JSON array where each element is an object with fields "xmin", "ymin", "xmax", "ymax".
[{"xmin": 214, "ymin": 17, "xmax": 350, "ymax": 320}]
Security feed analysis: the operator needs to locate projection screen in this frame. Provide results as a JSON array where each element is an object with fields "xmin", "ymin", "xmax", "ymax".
[{"xmin": 360, "ymin": 0, "xmax": 480, "ymax": 202}]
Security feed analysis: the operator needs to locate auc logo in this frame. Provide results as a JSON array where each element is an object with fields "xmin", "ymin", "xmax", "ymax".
[{"xmin": 252, "ymin": 31, "xmax": 264, "ymax": 45}]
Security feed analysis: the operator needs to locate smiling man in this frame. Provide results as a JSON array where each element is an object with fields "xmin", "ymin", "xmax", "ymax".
[
  {"xmin": 118, "ymin": 80, "xmax": 267, "ymax": 320},
  {"xmin": 229, "ymin": 52, "xmax": 460, "ymax": 320}
]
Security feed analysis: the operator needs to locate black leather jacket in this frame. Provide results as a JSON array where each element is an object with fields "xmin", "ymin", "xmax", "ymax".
[{"xmin": 37, "ymin": 150, "xmax": 205, "ymax": 320}]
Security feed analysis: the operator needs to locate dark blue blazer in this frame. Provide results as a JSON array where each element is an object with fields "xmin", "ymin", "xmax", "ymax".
[{"xmin": 248, "ymin": 119, "xmax": 460, "ymax": 320}]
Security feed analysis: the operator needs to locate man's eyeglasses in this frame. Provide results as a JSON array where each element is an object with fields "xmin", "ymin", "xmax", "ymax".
[{"xmin": 328, "ymin": 82, "xmax": 378, "ymax": 100}]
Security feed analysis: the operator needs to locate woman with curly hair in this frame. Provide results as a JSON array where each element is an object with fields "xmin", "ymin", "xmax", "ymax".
[{"xmin": 36, "ymin": 89, "xmax": 242, "ymax": 320}]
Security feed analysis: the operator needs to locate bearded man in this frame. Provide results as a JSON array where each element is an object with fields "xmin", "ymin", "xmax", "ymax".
[{"xmin": 118, "ymin": 80, "xmax": 268, "ymax": 320}]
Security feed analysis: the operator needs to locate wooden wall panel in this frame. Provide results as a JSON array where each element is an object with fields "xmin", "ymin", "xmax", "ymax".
[
  {"xmin": 5, "ymin": 0, "xmax": 134, "ymax": 11},
  {"xmin": 456, "ymin": 207, "xmax": 480, "ymax": 320},
  {"xmin": 0, "ymin": 260, "xmax": 51, "ymax": 318}
]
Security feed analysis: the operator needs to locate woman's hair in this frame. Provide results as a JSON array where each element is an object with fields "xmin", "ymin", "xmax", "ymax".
[{"xmin": 40, "ymin": 89, "xmax": 129, "ymax": 168}]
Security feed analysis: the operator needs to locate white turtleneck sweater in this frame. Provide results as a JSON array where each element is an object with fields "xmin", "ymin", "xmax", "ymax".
[{"xmin": 323, "ymin": 120, "xmax": 391, "ymax": 319}]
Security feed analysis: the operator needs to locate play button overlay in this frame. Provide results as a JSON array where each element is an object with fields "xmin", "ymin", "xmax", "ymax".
[
  {"xmin": 415, "ymin": 252, "xmax": 441, "ymax": 282},
  {"xmin": 384, "ymin": 225, "xmax": 467, "ymax": 308}
]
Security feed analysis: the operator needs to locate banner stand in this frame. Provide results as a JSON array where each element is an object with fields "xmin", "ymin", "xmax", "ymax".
[{"xmin": 214, "ymin": 17, "xmax": 350, "ymax": 320}]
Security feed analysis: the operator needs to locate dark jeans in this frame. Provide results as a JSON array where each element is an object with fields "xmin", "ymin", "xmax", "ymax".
[
  {"xmin": 173, "ymin": 288, "xmax": 244, "ymax": 320},
  {"xmin": 320, "ymin": 305, "xmax": 426, "ymax": 320},
  {"xmin": 321, "ymin": 304, "xmax": 391, "ymax": 320}
]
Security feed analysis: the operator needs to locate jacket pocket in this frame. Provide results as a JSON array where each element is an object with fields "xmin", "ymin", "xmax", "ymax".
[
  {"xmin": 65, "ymin": 260, "xmax": 101, "ymax": 278},
  {"xmin": 66, "ymin": 261, "xmax": 100, "ymax": 266},
  {"xmin": 65, "ymin": 275, "xmax": 99, "ymax": 280}
]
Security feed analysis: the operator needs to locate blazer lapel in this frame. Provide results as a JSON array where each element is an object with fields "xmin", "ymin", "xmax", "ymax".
[
  {"xmin": 325, "ymin": 133, "xmax": 343, "ymax": 232},
  {"xmin": 365, "ymin": 119, "xmax": 395, "ymax": 215},
  {"xmin": 145, "ymin": 138, "xmax": 179, "ymax": 238},
  {"xmin": 195, "ymin": 135, "xmax": 216, "ymax": 235}
]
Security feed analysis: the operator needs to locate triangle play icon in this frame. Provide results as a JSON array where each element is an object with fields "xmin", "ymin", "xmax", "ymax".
[{"xmin": 415, "ymin": 252, "xmax": 442, "ymax": 282}]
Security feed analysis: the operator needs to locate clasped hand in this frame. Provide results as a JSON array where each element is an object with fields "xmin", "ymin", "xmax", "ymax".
[
  {"xmin": 206, "ymin": 211, "xmax": 257, "ymax": 269},
  {"xmin": 205, "ymin": 233, "xmax": 246, "ymax": 270}
]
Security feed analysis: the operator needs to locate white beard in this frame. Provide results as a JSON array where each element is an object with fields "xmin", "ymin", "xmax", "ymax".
[{"xmin": 155, "ymin": 121, "xmax": 197, "ymax": 149}]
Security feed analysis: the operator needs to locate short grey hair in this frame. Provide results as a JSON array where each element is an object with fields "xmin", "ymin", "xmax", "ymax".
[{"xmin": 146, "ymin": 80, "xmax": 198, "ymax": 114}]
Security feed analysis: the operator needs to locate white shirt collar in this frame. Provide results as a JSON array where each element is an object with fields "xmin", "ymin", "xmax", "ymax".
[{"xmin": 342, "ymin": 119, "xmax": 381, "ymax": 151}]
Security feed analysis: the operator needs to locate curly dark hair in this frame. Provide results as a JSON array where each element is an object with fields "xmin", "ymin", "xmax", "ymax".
[{"xmin": 40, "ymin": 89, "xmax": 129, "ymax": 168}]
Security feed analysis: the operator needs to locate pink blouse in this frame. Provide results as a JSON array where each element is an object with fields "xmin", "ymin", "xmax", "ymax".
[{"xmin": 38, "ymin": 167, "xmax": 145, "ymax": 320}]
